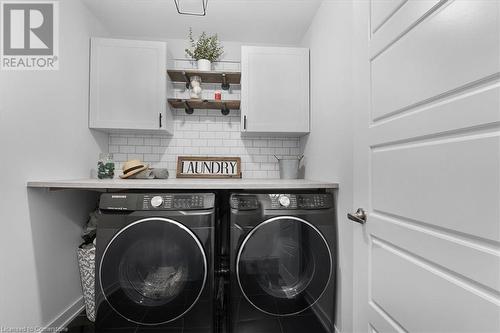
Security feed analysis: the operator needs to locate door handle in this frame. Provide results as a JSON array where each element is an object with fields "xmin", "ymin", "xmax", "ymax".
[{"xmin": 348, "ymin": 208, "xmax": 367, "ymax": 224}]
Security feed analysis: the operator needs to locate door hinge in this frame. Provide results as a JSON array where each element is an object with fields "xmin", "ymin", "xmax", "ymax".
[
  {"xmin": 243, "ymin": 115, "xmax": 247, "ymax": 130},
  {"xmin": 159, "ymin": 113, "xmax": 163, "ymax": 128}
]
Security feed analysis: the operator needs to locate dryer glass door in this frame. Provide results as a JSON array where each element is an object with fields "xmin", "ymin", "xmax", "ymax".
[
  {"xmin": 99, "ymin": 218, "xmax": 207, "ymax": 325},
  {"xmin": 237, "ymin": 216, "xmax": 332, "ymax": 316}
]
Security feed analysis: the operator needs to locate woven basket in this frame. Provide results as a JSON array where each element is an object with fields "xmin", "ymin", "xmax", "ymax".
[{"xmin": 77, "ymin": 244, "xmax": 96, "ymax": 322}]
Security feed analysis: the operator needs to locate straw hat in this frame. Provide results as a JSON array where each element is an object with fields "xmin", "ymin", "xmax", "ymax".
[{"xmin": 120, "ymin": 160, "xmax": 149, "ymax": 179}]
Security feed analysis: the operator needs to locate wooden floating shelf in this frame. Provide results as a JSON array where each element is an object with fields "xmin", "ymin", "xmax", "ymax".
[
  {"xmin": 168, "ymin": 99, "xmax": 240, "ymax": 114},
  {"xmin": 167, "ymin": 69, "xmax": 240, "ymax": 90}
]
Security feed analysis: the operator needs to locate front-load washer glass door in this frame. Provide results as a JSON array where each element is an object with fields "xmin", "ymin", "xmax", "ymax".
[
  {"xmin": 237, "ymin": 216, "xmax": 332, "ymax": 316},
  {"xmin": 100, "ymin": 217, "xmax": 207, "ymax": 325}
]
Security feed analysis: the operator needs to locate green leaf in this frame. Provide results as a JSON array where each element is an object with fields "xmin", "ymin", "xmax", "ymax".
[{"xmin": 184, "ymin": 27, "xmax": 224, "ymax": 62}]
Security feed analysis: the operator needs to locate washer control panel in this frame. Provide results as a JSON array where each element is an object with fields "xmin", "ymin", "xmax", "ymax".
[
  {"xmin": 142, "ymin": 194, "xmax": 214, "ymax": 210},
  {"xmin": 99, "ymin": 193, "xmax": 215, "ymax": 211}
]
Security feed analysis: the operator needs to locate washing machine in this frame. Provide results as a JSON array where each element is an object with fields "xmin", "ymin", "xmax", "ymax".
[
  {"xmin": 95, "ymin": 192, "xmax": 216, "ymax": 332},
  {"xmin": 229, "ymin": 192, "xmax": 337, "ymax": 333}
]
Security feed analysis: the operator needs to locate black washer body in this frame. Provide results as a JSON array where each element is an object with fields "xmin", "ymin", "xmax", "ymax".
[
  {"xmin": 95, "ymin": 192, "xmax": 215, "ymax": 332},
  {"xmin": 229, "ymin": 192, "xmax": 337, "ymax": 333}
]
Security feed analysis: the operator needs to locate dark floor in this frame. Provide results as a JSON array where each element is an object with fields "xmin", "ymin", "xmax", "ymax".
[
  {"xmin": 66, "ymin": 311, "xmax": 94, "ymax": 333},
  {"xmin": 66, "ymin": 309, "xmax": 329, "ymax": 333}
]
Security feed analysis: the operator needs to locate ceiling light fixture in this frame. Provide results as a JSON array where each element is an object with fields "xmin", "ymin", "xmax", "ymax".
[{"xmin": 174, "ymin": 0, "xmax": 208, "ymax": 16}]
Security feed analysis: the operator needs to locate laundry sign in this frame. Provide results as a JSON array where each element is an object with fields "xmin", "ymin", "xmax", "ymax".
[{"xmin": 177, "ymin": 156, "xmax": 242, "ymax": 178}]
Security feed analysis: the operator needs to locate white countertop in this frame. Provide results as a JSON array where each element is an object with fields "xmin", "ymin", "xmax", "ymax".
[{"xmin": 26, "ymin": 178, "xmax": 338, "ymax": 190}]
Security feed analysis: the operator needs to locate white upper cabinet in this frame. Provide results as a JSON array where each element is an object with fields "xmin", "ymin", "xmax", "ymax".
[
  {"xmin": 89, "ymin": 38, "xmax": 173, "ymax": 133},
  {"xmin": 241, "ymin": 46, "xmax": 310, "ymax": 136}
]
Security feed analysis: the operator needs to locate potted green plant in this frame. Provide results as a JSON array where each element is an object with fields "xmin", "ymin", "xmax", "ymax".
[{"xmin": 185, "ymin": 28, "xmax": 224, "ymax": 71}]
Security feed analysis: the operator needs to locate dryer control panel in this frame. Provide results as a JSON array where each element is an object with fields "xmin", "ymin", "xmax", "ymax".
[
  {"xmin": 269, "ymin": 194, "xmax": 332, "ymax": 209},
  {"xmin": 231, "ymin": 193, "xmax": 333, "ymax": 210}
]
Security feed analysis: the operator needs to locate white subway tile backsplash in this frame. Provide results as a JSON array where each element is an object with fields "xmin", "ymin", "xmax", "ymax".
[
  {"xmin": 199, "ymin": 147, "xmax": 216, "ymax": 155},
  {"xmin": 261, "ymin": 163, "xmax": 277, "ymax": 171},
  {"xmin": 184, "ymin": 147, "xmax": 200, "ymax": 155},
  {"xmin": 200, "ymin": 132, "xmax": 216, "ymax": 139},
  {"xmin": 253, "ymin": 139, "xmax": 268, "ymax": 148},
  {"xmin": 191, "ymin": 123, "xmax": 208, "ymax": 131},
  {"xmin": 214, "ymin": 131, "xmax": 231, "ymax": 139},
  {"xmin": 207, "ymin": 139, "xmax": 224, "ymax": 146},
  {"xmin": 127, "ymin": 137, "xmax": 144, "ymax": 145},
  {"xmin": 268, "ymin": 171, "xmax": 280, "ymax": 178},
  {"xmin": 269, "ymin": 140, "xmax": 283, "ymax": 148},
  {"xmin": 192, "ymin": 139, "xmax": 208, "ymax": 147},
  {"xmin": 127, "ymin": 153, "xmax": 144, "ymax": 161},
  {"xmin": 109, "ymin": 145, "xmax": 120, "ymax": 153},
  {"xmin": 136, "ymin": 146, "xmax": 152, "ymax": 154},
  {"xmin": 177, "ymin": 139, "xmax": 192, "ymax": 147},
  {"xmin": 230, "ymin": 147, "xmax": 246, "ymax": 155},
  {"xmin": 119, "ymin": 146, "xmax": 135, "ymax": 153},
  {"xmin": 160, "ymin": 138, "xmax": 173, "ymax": 146},
  {"xmin": 225, "ymin": 139, "xmax": 240, "ymax": 147},
  {"xmin": 110, "ymin": 136, "xmax": 127, "ymax": 145},
  {"xmin": 144, "ymin": 137, "xmax": 161, "ymax": 146},
  {"xmin": 144, "ymin": 153, "xmax": 160, "ymax": 162},
  {"xmin": 183, "ymin": 131, "xmax": 200, "ymax": 139},
  {"xmin": 207, "ymin": 123, "xmax": 224, "ymax": 131},
  {"xmin": 113, "ymin": 153, "xmax": 127, "ymax": 162},
  {"xmin": 283, "ymin": 140, "xmax": 298, "ymax": 148}
]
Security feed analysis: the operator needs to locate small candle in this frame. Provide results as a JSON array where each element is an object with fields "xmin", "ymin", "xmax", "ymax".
[{"xmin": 214, "ymin": 90, "xmax": 222, "ymax": 100}]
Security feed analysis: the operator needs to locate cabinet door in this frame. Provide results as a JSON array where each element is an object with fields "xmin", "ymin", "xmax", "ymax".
[
  {"xmin": 241, "ymin": 46, "xmax": 309, "ymax": 135},
  {"xmin": 89, "ymin": 38, "xmax": 170, "ymax": 132}
]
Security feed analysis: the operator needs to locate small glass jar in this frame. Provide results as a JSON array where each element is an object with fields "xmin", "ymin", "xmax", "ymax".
[
  {"xmin": 190, "ymin": 75, "xmax": 202, "ymax": 99},
  {"xmin": 97, "ymin": 153, "xmax": 115, "ymax": 179}
]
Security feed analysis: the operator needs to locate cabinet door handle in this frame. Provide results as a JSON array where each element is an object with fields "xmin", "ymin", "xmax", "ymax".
[
  {"xmin": 159, "ymin": 113, "xmax": 163, "ymax": 128},
  {"xmin": 243, "ymin": 115, "xmax": 247, "ymax": 130}
]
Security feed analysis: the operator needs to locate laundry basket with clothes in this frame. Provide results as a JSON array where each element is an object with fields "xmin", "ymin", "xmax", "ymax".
[{"xmin": 77, "ymin": 210, "xmax": 98, "ymax": 322}]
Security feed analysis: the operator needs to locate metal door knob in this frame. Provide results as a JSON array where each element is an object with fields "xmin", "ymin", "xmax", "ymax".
[{"xmin": 348, "ymin": 208, "xmax": 367, "ymax": 224}]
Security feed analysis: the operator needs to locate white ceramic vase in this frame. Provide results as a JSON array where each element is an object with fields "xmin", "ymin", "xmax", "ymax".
[{"xmin": 197, "ymin": 59, "xmax": 211, "ymax": 71}]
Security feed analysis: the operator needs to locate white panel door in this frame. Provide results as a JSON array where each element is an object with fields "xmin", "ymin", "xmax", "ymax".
[
  {"xmin": 241, "ymin": 46, "xmax": 310, "ymax": 135},
  {"xmin": 89, "ymin": 38, "xmax": 172, "ymax": 132},
  {"xmin": 353, "ymin": 1, "xmax": 500, "ymax": 332}
]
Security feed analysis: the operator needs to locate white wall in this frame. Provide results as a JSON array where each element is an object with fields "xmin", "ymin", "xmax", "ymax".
[
  {"xmin": 300, "ymin": 1, "xmax": 354, "ymax": 332},
  {"xmin": 0, "ymin": 0, "xmax": 108, "ymax": 328}
]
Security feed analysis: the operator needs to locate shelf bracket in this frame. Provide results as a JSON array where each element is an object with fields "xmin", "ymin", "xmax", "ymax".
[
  {"xmin": 183, "ymin": 100, "xmax": 194, "ymax": 114},
  {"xmin": 221, "ymin": 102, "xmax": 230, "ymax": 116},
  {"xmin": 221, "ymin": 73, "xmax": 230, "ymax": 90},
  {"xmin": 182, "ymin": 71, "xmax": 191, "ymax": 89}
]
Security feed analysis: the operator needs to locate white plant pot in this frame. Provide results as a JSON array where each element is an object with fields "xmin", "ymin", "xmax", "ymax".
[{"xmin": 197, "ymin": 59, "xmax": 211, "ymax": 71}]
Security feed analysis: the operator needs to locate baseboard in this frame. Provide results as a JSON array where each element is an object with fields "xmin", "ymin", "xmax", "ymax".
[{"xmin": 43, "ymin": 297, "xmax": 85, "ymax": 333}]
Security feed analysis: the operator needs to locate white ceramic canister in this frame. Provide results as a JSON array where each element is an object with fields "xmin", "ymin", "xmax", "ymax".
[{"xmin": 197, "ymin": 59, "xmax": 211, "ymax": 71}]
